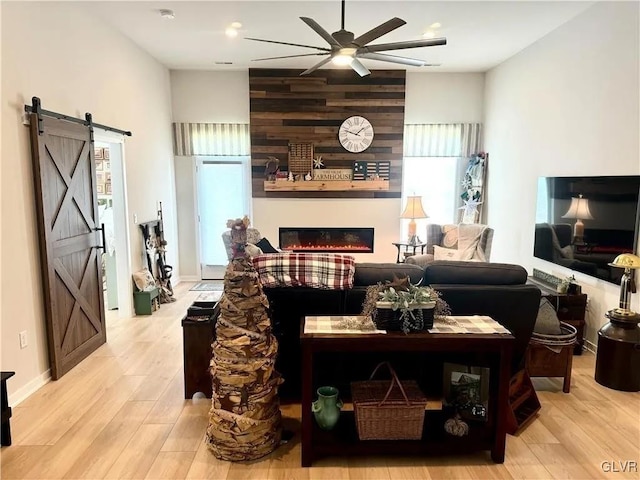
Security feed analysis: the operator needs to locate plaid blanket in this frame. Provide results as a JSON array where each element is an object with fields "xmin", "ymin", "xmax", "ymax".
[{"xmin": 252, "ymin": 253, "xmax": 355, "ymax": 289}]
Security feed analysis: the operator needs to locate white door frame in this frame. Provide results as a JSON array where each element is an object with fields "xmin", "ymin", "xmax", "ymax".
[{"xmin": 94, "ymin": 129, "xmax": 133, "ymax": 318}]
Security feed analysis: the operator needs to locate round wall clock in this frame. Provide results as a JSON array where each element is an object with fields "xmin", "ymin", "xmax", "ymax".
[{"xmin": 338, "ymin": 116, "xmax": 374, "ymax": 153}]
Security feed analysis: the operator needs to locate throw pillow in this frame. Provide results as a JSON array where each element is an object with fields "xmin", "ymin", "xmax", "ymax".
[
  {"xmin": 256, "ymin": 237, "xmax": 279, "ymax": 253},
  {"xmin": 433, "ymin": 245, "xmax": 463, "ymax": 261},
  {"xmin": 245, "ymin": 243, "xmax": 263, "ymax": 257},
  {"xmin": 132, "ymin": 268, "xmax": 155, "ymax": 292},
  {"xmin": 534, "ymin": 298, "xmax": 563, "ymax": 335}
]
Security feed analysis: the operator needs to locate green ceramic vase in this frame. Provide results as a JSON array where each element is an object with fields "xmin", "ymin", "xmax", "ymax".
[{"xmin": 312, "ymin": 386, "xmax": 343, "ymax": 430}]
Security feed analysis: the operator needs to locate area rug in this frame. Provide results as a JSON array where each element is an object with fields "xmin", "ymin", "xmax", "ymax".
[{"xmin": 190, "ymin": 282, "xmax": 224, "ymax": 291}]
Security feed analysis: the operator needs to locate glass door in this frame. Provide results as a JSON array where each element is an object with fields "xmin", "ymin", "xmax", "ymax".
[{"xmin": 196, "ymin": 157, "xmax": 251, "ymax": 279}]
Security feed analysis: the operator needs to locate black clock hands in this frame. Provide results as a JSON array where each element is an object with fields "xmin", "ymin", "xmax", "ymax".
[{"xmin": 346, "ymin": 128, "xmax": 365, "ymax": 136}]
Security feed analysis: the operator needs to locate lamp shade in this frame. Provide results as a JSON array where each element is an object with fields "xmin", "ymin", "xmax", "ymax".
[
  {"xmin": 400, "ymin": 196, "xmax": 428, "ymax": 219},
  {"xmin": 608, "ymin": 253, "xmax": 640, "ymax": 269},
  {"xmin": 562, "ymin": 195, "xmax": 593, "ymax": 220}
]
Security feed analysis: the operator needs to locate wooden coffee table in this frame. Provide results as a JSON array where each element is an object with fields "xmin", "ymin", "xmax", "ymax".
[{"xmin": 300, "ymin": 316, "xmax": 514, "ymax": 467}]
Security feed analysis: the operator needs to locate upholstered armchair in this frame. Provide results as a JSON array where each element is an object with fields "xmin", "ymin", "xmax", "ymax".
[{"xmin": 405, "ymin": 223, "xmax": 494, "ymax": 267}]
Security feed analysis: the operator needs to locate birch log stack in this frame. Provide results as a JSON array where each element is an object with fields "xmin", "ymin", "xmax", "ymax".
[{"xmin": 205, "ymin": 217, "xmax": 283, "ymax": 461}]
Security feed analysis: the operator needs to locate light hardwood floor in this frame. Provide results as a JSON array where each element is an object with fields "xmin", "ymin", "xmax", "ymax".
[{"xmin": 1, "ymin": 282, "xmax": 638, "ymax": 479}]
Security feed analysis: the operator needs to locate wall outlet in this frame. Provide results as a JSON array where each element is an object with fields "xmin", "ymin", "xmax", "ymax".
[
  {"xmin": 133, "ymin": 214, "xmax": 138, "ymax": 224},
  {"xmin": 19, "ymin": 330, "xmax": 28, "ymax": 349}
]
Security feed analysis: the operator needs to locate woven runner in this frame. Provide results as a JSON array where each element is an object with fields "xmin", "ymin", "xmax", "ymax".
[
  {"xmin": 304, "ymin": 316, "xmax": 385, "ymax": 335},
  {"xmin": 428, "ymin": 315, "xmax": 510, "ymax": 335}
]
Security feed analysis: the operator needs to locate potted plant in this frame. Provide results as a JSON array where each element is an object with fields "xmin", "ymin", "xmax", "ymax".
[{"xmin": 372, "ymin": 283, "xmax": 441, "ymax": 333}]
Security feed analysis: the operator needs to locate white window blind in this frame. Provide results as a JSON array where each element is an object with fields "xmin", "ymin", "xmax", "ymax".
[{"xmin": 172, "ymin": 123, "xmax": 250, "ymax": 156}]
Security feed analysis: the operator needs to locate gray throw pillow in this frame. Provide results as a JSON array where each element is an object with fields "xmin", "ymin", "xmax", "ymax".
[{"xmin": 534, "ymin": 298, "xmax": 562, "ymax": 335}]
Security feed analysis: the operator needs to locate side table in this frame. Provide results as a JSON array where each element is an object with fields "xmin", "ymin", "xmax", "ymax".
[
  {"xmin": 182, "ymin": 301, "xmax": 220, "ymax": 399},
  {"xmin": 392, "ymin": 241, "xmax": 427, "ymax": 263},
  {"xmin": 300, "ymin": 316, "xmax": 514, "ymax": 467}
]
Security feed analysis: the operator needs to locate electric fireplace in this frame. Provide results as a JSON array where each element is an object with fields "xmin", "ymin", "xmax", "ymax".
[{"xmin": 279, "ymin": 228, "xmax": 374, "ymax": 253}]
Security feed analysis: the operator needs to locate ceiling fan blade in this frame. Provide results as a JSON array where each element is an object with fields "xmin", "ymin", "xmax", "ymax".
[
  {"xmin": 300, "ymin": 17, "xmax": 342, "ymax": 47},
  {"xmin": 360, "ymin": 37, "xmax": 447, "ymax": 53},
  {"xmin": 245, "ymin": 37, "xmax": 331, "ymax": 52},
  {"xmin": 350, "ymin": 58, "xmax": 371, "ymax": 77},
  {"xmin": 352, "ymin": 17, "xmax": 406, "ymax": 47},
  {"xmin": 358, "ymin": 52, "xmax": 428, "ymax": 67},
  {"xmin": 300, "ymin": 57, "xmax": 333, "ymax": 76},
  {"xmin": 253, "ymin": 53, "xmax": 329, "ymax": 61}
]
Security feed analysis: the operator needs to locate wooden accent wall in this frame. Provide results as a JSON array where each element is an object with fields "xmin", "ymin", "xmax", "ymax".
[{"xmin": 249, "ymin": 68, "xmax": 405, "ymax": 198}]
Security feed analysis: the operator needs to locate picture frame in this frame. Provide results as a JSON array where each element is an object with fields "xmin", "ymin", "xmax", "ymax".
[
  {"xmin": 103, "ymin": 148, "xmax": 110, "ymax": 160},
  {"xmin": 96, "ymin": 172, "xmax": 105, "ymax": 184},
  {"xmin": 104, "ymin": 161, "xmax": 111, "ymax": 171},
  {"xmin": 443, "ymin": 362, "xmax": 490, "ymax": 422},
  {"xmin": 97, "ymin": 184, "xmax": 105, "ymax": 194},
  {"xmin": 105, "ymin": 172, "xmax": 111, "ymax": 183},
  {"xmin": 106, "ymin": 183, "xmax": 112, "ymax": 194},
  {"xmin": 94, "ymin": 147, "xmax": 104, "ymax": 160},
  {"xmin": 95, "ymin": 160, "xmax": 103, "ymax": 171}
]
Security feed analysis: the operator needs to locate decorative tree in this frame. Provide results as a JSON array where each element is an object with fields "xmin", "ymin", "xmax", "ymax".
[{"xmin": 205, "ymin": 216, "xmax": 283, "ymax": 461}]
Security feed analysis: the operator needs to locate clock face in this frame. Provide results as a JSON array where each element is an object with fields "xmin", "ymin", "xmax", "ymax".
[{"xmin": 338, "ymin": 116, "xmax": 374, "ymax": 153}]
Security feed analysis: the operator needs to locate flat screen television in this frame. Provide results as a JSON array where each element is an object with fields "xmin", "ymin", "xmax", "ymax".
[{"xmin": 534, "ymin": 175, "xmax": 640, "ymax": 285}]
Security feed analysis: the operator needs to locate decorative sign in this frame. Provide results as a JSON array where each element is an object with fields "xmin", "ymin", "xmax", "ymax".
[
  {"xmin": 313, "ymin": 168, "xmax": 353, "ymax": 181},
  {"xmin": 353, "ymin": 161, "xmax": 391, "ymax": 180}
]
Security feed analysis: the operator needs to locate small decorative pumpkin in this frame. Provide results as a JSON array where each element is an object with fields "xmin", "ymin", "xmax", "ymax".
[{"xmin": 444, "ymin": 414, "xmax": 469, "ymax": 437}]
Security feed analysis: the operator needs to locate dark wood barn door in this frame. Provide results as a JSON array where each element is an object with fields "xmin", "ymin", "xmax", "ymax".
[{"xmin": 29, "ymin": 114, "xmax": 106, "ymax": 379}]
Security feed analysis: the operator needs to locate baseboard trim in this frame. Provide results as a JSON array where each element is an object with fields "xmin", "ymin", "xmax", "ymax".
[
  {"xmin": 584, "ymin": 339, "xmax": 597, "ymax": 354},
  {"xmin": 176, "ymin": 275, "xmax": 200, "ymax": 284},
  {"xmin": 9, "ymin": 369, "xmax": 51, "ymax": 406}
]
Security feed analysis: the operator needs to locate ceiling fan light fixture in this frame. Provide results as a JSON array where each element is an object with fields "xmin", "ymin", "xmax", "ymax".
[
  {"xmin": 430, "ymin": 22, "xmax": 442, "ymax": 29},
  {"xmin": 230, "ymin": 22, "xmax": 243, "ymax": 29},
  {"xmin": 332, "ymin": 48, "xmax": 357, "ymax": 65},
  {"xmin": 423, "ymin": 31, "xmax": 435, "ymax": 39}
]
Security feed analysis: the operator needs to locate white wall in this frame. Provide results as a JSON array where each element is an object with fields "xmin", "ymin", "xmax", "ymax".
[
  {"xmin": 1, "ymin": 2, "xmax": 176, "ymax": 401},
  {"xmin": 484, "ymin": 1, "xmax": 640, "ymax": 348},
  {"xmin": 405, "ymin": 73, "xmax": 485, "ymax": 124},
  {"xmin": 171, "ymin": 71, "xmax": 485, "ymax": 269},
  {"xmin": 171, "ymin": 71, "xmax": 250, "ymax": 277}
]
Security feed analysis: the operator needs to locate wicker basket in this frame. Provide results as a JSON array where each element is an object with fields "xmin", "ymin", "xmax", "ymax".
[
  {"xmin": 374, "ymin": 301, "xmax": 435, "ymax": 331},
  {"xmin": 530, "ymin": 322, "xmax": 577, "ymax": 346},
  {"xmin": 351, "ymin": 362, "xmax": 427, "ymax": 440}
]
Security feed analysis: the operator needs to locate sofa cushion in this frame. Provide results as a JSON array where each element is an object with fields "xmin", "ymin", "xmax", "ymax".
[
  {"xmin": 354, "ymin": 263, "xmax": 424, "ymax": 286},
  {"xmin": 423, "ymin": 261, "xmax": 528, "ymax": 286}
]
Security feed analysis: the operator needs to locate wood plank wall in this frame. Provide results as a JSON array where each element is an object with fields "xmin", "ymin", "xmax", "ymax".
[{"xmin": 249, "ymin": 68, "xmax": 405, "ymax": 198}]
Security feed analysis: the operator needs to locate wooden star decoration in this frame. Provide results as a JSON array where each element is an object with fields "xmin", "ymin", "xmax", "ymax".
[
  {"xmin": 385, "ymin": 274, "xmax": 411, "ymax": 292},
  {"xmin": 459, "ymin": 198, "xmax": 483, "ymax": 218}
]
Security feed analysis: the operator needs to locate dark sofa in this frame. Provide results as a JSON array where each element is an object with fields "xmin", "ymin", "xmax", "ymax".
[{"xmin": 263, "ymin": 260, "xmax": 541, "ymax": 399}]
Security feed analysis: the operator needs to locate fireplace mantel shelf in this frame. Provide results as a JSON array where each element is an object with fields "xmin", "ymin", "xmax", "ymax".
[{"xmin": 264, "ymin": 179, "xmax": 389, "ymax": 192}]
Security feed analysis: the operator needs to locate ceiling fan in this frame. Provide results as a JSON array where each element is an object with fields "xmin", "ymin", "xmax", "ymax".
[{"xmin": 245, "ymin": 0, "xmax": 446, "ymax": 77}]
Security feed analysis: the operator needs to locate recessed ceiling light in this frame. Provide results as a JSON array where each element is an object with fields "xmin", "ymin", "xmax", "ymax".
[
  {"xmin": 159, "ymin": 9, "xmax": 175, "ymax": 20},
  {"xmin": 230, "ymin": 22, "xmax": 242, "ymax": 29},
  {"xmin": 225, "ymin": 27, "xmax": 239, "ymax": 38},
  {"xmin": 423, "ymin": 31, "xmax": 435, "ymax": 39},
  {"xmin": 430, "ymin": 22, "xmax": 441, "ymax": 29}
]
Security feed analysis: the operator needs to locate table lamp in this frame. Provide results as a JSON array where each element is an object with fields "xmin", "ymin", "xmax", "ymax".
[
  {"xmin": 561, "ymin": 194, "xmax": 593, "ymax": 243},
  {"xmin": 595, "ymin": 253, "xmax": 640, "ymax": 392},
  {"xmin": 400, "ymin": 196, "xmax": 428, "ymax": 244},
  {"xmin": 607, "ymin": 253, "xmax": 640, "ymax": 320}
]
